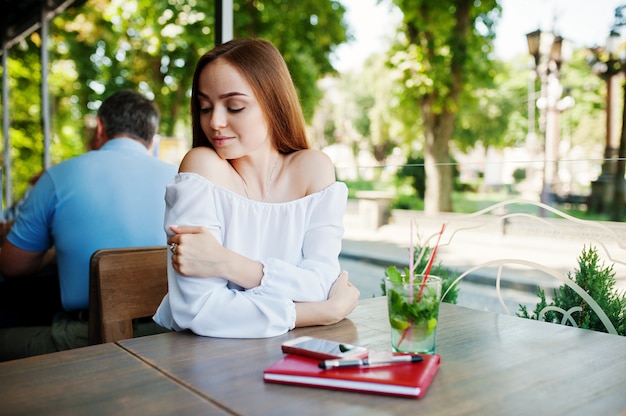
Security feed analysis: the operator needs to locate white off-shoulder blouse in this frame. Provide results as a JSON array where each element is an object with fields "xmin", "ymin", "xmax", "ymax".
[{"xmin": 153, "ymin": 172, "xmax": 348, "ymax": 338}]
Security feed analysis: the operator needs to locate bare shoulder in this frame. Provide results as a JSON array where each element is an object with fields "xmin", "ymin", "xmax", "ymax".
[
  {"xmin": 178, "ymin": 147, "xmax": 231, "ymax": 184},
  {"xmin": 286, "ymin": 149, "xmax": 336, "ymax": 194},
  {"xmin": 179, "ymin": 146, "xmax": 222, "ymax": 171},
  {"xmin": 289, "ymin": 149, "xmax": 335, "ymax": 171}
]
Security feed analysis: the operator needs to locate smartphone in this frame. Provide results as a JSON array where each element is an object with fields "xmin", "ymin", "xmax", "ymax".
[{"xmin": 281, "ymin": 336, "xmax": 368, "ymax": 360}]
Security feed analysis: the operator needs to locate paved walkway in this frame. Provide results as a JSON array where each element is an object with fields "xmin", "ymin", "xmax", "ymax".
[{"xmin": 341, "ymin": 201, "xmax": 626, "ymax": 294}]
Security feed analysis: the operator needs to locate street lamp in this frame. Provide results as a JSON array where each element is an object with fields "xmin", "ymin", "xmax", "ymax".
[
  {"xmin": 588, "ymin": 30, "xmax": 624, "ymax": 214},
  {"xmin": 526, "ymin": 29, "xmax": 572, "ymax": 206}
]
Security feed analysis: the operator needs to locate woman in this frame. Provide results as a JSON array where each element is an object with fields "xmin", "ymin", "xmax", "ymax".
[{"xmin": 153, "ymin": 38, "xmax": 359, "ymax": 337}]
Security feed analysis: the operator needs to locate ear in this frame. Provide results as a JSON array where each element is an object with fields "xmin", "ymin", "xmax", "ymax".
[{"xmin": 91, "ymin": 117, "xmax": 108, "ymax": 150}]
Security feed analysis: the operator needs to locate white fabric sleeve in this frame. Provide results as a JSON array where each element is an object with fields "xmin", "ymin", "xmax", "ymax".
[
  {"xmin": 153, "ymin": 174, "xmax": 296, "ymax": 338},
  {"xmin": 155, "ymin": 264, "xmax": 296, "ymax": 338},
  {"xmin": 249, "ymin": 184, "xmax": 347, "ymax": 302}
]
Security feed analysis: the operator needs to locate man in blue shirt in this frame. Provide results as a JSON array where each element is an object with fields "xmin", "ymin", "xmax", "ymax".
[{"xmin": 0, "ymin": 90, "xmax": 178, "ymax": 360}]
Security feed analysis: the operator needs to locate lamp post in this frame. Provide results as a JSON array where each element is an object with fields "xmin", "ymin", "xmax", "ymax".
[
  {"xmin": 588, "ymin": 31, "xmax": 624, "ymax": 214},
  {"xmin": 526, "ymin": 30, "xmax": 571, "ymax": 206}
]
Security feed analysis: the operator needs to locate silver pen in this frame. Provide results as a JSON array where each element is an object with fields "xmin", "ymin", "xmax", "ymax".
[{"xmin": 319, "ymin": 354, "xmax": 423, "ymax": 370}]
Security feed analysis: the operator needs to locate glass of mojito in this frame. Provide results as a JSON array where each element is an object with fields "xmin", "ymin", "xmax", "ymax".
[{"xmin": 385, "ymin": 275, "xmax": 442, "ymax": 354}]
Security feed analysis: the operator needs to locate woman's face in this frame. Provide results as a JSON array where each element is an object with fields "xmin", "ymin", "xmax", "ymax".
[{"xmin": 196, "ymin": 59, "xmax": 271, "ymax": 159}]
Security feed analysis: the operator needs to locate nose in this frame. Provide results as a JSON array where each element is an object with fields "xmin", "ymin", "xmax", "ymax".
[{"xmin": 209, "ymin": 106, "xmax": 227, "ymax": 132}]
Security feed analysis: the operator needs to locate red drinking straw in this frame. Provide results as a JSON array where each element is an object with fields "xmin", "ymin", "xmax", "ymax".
[
  {"xmin": 409, "ymin": 218, "xmax": 415, "ymax": 302},
  {"xmin": 418, "ymin": 223, "xmax": 446, "ymax": 300}
]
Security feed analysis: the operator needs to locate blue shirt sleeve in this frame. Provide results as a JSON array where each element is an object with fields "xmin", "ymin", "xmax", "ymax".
[{"xmin": 7, "ymin": 172, "xmax": 56, "ymax": 252}]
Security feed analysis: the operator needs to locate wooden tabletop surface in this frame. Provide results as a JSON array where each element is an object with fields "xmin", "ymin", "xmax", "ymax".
[
  {"xmin": 2, "ymin": 297, "xmax": 625, "ymax": 415},
  {"xmin": 118, "ymin": 297, "xmax": 626, "ymax": 415},
  {"xmin": 0, "ymin": 342, "xmax": 230, "ymax": 415}
]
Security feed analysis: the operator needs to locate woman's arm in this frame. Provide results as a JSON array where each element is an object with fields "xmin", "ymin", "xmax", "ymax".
[
  {"xmin": 294, "ymin": 271, "xmax": 360, "ymax": 327},
  {"xmin": 168, "ymin": 224, "xmax": 264, "ymax": 289},
  {"xmin": 156, "ymin": 267, "xmax": 359, "ymax": 337},
  {"xmin": 157, "ymin": 173, "xmax": 298, "ymax": 338},
  {"xmin": 169, "ymin": 182, "xmax": 348, "ymax": 303}
]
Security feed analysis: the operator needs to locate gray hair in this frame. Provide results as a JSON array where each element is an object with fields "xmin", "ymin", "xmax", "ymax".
[{"xmin": 97, "ymin": 90, "xmax": 160, "ymax": 144}]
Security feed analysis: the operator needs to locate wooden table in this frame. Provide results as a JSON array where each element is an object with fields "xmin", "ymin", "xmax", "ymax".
[
  {"xmin": 2, "ymin": 298, "xmax": 625, "ymax": 415},
  {"xmin": 0, "ymin": 342, "xmax": 230, "ymax": 415},
  {"xmin": 118, "ymin": 297, "xmax": 626, "ymax": 415}
]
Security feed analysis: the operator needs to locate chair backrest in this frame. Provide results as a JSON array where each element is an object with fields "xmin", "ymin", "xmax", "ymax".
[{"xmin": 88, "ymin": 246, "xmax": 168, "ymax": 345}]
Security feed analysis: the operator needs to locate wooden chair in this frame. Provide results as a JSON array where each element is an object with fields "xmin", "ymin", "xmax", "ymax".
[{"xmin": 88, "ymin": 246, "xmax": 168, "ymax": 345}]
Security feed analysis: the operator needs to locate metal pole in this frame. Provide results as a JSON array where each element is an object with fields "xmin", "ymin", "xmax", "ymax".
[
  {"xmin": 539, "ymin": 68, "xmax": 551, "ymax": 207},
  {"xmin": 544, "ymin": 71, "xmax": 562, "ymax": 200},
  {"xmin": 527, "ymin": 68, "xmax": 537, "ymax": 191},
  {"xmin": 590, "ymin": 72, "xmax": 621, "ymax": 213},
  {"xmin": 214, "ymin": 0, "xmax": 233, "ymax": 46},
  {"xmin": 41, "ymin": 3, "xmax": 51, "ymax": 170},
  {"xmin": 2, "ymin": 41, "xmax": 11, "ymax": 212},
  {"xmin": 528, "ymin": 70, "xmax": 536, "ymax": 138},
  {"xmin": 612, "ymin": 81, "xmax": 626, "ymax": 221}
]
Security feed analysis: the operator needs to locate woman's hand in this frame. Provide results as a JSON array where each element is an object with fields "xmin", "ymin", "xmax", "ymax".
[
  {"xmin": 168, "ymin": 224, "xmax": 264, "ymax": 288},
  {"xmin": 326, "ymin": 271, "xmax": 359, "ymax": 320},
  {"xmin": 294, "ymin": 271, "xmax": 360, "ymax": 327},
  {"xmin": 168, "ymin": 224, "xmax": 226, "ymax": 277}
]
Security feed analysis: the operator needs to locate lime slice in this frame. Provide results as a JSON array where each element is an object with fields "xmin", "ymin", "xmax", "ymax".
[
  {"xmin": 426, "ymin": 318, "xmax": 437, "ymax": 336},
  {"xmin": 389, "ymin": 316, "xmax": 411, "ymax": 330}
]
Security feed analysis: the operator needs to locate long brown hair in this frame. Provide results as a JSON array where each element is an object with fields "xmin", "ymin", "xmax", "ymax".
[{"xmin": 191, "ymin": 38, "xmax": 309, "ymax": 153}]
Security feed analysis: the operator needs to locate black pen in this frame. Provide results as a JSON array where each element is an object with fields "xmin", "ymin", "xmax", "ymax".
[{"xmin": 319, "ymin": 354, "xmax": 423, "ymax": 370}]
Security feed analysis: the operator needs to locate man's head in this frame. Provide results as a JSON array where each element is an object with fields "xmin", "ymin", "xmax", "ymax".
[{"xmin": 93, "ymin": 90, "xmax": 160, "ymax": 150}]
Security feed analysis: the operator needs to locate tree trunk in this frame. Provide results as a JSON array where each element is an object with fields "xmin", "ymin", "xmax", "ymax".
[
  {"xmin": 422, "ymin": 101, "xmax": 454, "ymax": 214},
  {"xmin": 419, "ymin": 0, "xmax": 470, "ymax": 214}
]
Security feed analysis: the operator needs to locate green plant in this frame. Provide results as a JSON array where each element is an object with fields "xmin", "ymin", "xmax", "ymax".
[
  {"xmin": 512, "ymin": 168, "xmax": 526, "ymax": 183},
  {"xmin": 518, "ymin": 245, "xmax": 626, "ymax": 335},
  {"xmin": 395, "ymin": 155, "xmax": 426, "ymax": 200},
  {"xmin": 394, "ymin": 155, "xmax": 463, "ymax": 202},
  {"xmin": 391, "ymin": 194, "xmax": 424, "ymax": 211}
]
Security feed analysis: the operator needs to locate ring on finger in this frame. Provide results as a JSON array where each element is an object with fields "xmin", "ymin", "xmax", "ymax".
[{"xmin": 170, "ymin": 242, "xmax": 178, "ymax": 255}]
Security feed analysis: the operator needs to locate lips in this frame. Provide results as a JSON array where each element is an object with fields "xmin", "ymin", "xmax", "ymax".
[{"xmin": 212, "ymin": 136, "xmax": 234, "ymax": 147}]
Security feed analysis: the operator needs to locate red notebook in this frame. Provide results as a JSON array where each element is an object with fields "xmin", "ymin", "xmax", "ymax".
[{"xmin": 263, "ymin": 353, "xmax": 440, "ymax": 398}]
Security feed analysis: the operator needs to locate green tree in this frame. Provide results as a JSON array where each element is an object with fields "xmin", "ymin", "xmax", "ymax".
[
  {"xmin": 1, "ymin": 32, "xmax": 85, "ymax": 201},
  {"xmin": 341, "ymin": 53, "xmax": 403, "ymax": 174},
  {"xmin": 2, "ymin": 0, "xmax": 348, "ymax": 203},
  {"xmin": 454, "ymin": 58, "xmax": 523, "ymax": 152},
  {"xmin": 361, "ymin": 52, "xmax": 410, "ymax": 164},
  {"xmin": 233, "ymin": 0, "xmax": 348, "ymax": 120},
  {"xmin": 386, "ymin": 0, "xmax": 501, "ymax": 213},
  {"xmin": 52, "ymin": 0, "xmax": 347, "ymax": 135}
]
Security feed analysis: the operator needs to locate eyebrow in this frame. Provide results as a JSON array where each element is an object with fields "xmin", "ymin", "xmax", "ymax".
[{"xmin": 197, "ymin": 91, "xmax": 249, "ymax": 100}]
